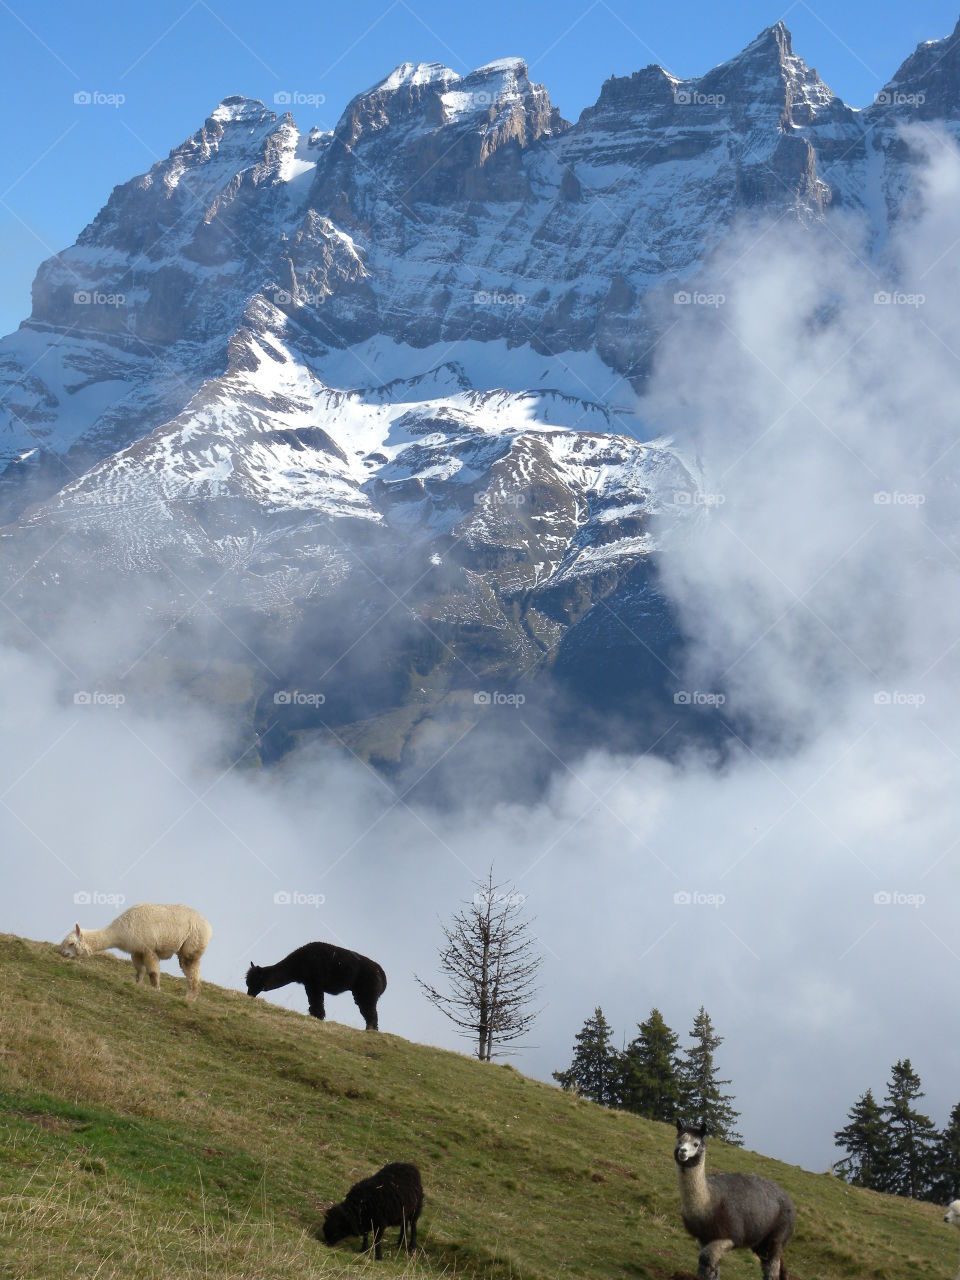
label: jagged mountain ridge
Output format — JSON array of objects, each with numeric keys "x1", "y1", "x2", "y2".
[
  {"x1": 2, "y1": 17, "x2": 959, "y2": 771},
  {"x1": 5, "y1": 19, "x2": 960, "y2": 507}
]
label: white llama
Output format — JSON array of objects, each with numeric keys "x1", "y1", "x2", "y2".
[{"x1": 60, "y1": 903, "x2": 212, "y2": 999}]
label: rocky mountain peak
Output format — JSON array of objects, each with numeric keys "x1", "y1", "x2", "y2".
[
  {"x1": 869, "y1": 15, "x2": 960, "y2": 118},
  {"x1": 334, "y1": 55, "x2": 563, "y2": 149},
  {"x1": 74, "y1": 93, "x2": 286, "y2": 251},
  {"x1": 695, "y1": 21, "x2": 837, "y2": 121},
  {"x1": 320, "y1": 56, "x2": 564, "y2": 206},
  {"x1": 580, "y1": 22, "x2": 838, "y2": 134},
  {"x1": 742, "y1": 20, "x2": 794, "y2": 62},
  {"x1": 209, "y1": 94, "x2": 275, "y2": 125},
  {"x1": 578, "y1": 63, "x2": 677, "y2": 121}
]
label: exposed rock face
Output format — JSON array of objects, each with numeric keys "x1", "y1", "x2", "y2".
[
  {"x1": 1, "y1": 19, "x2": 959, "y2": 767},
  {"x1": 2, "y1": 96, "x2": 312, "y2": 512},
  {"x1": 327, "y1": 59, "x2": 565, "y2": 205},
  {"x1": 870, "y1": 16, "x2": 960, "y2": 121},
  {"x1": 5, "y1": 21, "x2": 958, "y2": 511}
]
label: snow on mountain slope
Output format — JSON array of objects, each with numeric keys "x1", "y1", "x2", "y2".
[{"x1": 14, "y1": 300, "x2": 692, "y2": 608}]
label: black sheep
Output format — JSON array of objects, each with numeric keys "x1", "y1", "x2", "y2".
[
  {"x1": 245, "y1": 941, "x2": 386, "y2": 1029},
  {"x1": 322, "y1": 1162, "x2": 423, "y2": 1259}
]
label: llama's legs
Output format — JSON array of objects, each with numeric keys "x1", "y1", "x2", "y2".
[
  {"x1": 143, "y1": 951, "x2": 161, "y2": 990},
  {"x1": 761, "y1": 1259, "x2": 781, "y2": 1280},
  {"x1": 131, "y1": 952, "x2": 146, "y2": 984},
  {"x1": 354, "y1": 987, "x2": 379, "y2": 1030},
  {"x1": 698, "y1": 1239, "x2": 735, "y2": 1280},
  {"x1": 399, "y1": 1210, "x2": 418, "y2": 1253},
  {"x1": 360, "y1": 1232, "x2": 369, "y2": 1252},
  {"x1": 373, "y1": 1225, "x2": 384, "y2": 1261},
  {"x1": 303, "y1": 980, "x2": 326, "y2": 1019},
  {"x1": 178, "y1": 951, "x2": 201, "y2": 1000}
]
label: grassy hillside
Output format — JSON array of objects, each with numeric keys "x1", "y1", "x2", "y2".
[{"x1": 0, "y1": 934, "x2": 954, "y2": 1280}]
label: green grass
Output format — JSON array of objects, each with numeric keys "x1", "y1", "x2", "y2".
[{"x1": 0, "y1": 932, "x2": 954, "y2": 1279}]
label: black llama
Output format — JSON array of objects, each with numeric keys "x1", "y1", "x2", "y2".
[
  {"x1": 246, "y1": 941, "x2": 387, "y2": 1029},
  {"x1": 322, "y1": 1162, "x2": 423, "y2": 1259}
]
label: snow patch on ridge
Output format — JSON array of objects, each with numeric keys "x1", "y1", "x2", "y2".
[{"x1": 373, "y1": 62, "x2": 458, "y2": 94}]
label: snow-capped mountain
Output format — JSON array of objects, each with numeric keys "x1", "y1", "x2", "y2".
[
  {"x1": 2, "y1": 18, "x2": 959, "y2": 768},
  {"x1": 18, "y1": 299, "x2": 691, "y2": 594}
]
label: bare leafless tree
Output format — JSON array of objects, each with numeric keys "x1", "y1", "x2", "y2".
[{"x1": 416, "y1": 866, "x2": 542, "y2": 1060}]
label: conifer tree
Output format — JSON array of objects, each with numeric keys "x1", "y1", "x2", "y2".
[
  {"x1": 618, "y1": 1008, "x2": 683, "y2": 1121},
  {"x1": 553, "y1": 1007, "x2": 619, "y2": 1106},
  {"x1": 930, "y1": 1101, "x2": 960, "y2": 1202},
  {"x1": 833, "y1": 1088, "x2": 892, "y2": 1191},
  {"x1": 679, "y1": 1006, "x2": 743, "y2": 1145},
  {"x1": 882, "y1": 1059, "x2": 938, "y2": 1200}
]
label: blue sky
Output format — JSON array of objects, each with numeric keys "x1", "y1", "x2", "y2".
[{"x1": 1, "y1": 0, "x2": 958, "y2": 334}]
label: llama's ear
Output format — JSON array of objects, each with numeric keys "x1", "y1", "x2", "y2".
[
  {"x1": 75, "y1": 923, "x2": 81, "y2": 938},
  {"x1": 697, "y1": 1122, "x2": 708, "y2": 1137},
  {"x1": 675, "y1": 1119, "x2": 684, "y2": 1134}
]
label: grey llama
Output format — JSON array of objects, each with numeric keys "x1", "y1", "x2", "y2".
[{"x1": 675, "y1": 1120, "x2": 796, "y2": 1280}]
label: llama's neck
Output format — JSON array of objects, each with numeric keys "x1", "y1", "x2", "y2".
[
  {"x1": 253, "y1": 961, "x2": 294, "y2": 992},
  {"x1": 678, "y1": 1157, "x2": 713, "y2": 1221},
  {"x1": 80, "y1": 926, "x2": 120, "y2": 954}
]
